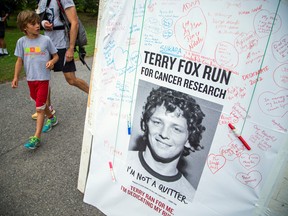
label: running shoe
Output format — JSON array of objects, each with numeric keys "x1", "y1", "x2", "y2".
[
  {"x1": 24, "y1": 136, "x2": 41, "y2": 149},
  {"x1": 42, "y1": 115, "x2": 58, "y2": 133}
]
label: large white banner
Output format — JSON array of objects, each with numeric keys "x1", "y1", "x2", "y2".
[{"x1": 83, "y1": 0, "x2": 288, "y2": 215}]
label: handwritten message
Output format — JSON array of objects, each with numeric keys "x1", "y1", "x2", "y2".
[
  {"x1": 239, "y1": 153, "x2": 260, "y2": 170},
  {"x1": 215, "y1": 42, "x2": 239, "y2": 68},
  {"x1": 236, "y1": 170, "x2": 262, "y2": 188},
  {"x1": 207, "y1": 154, "x2": 226, "y2": 174},
  {"x1": 175, "y1": 7, "x2": 207, "y2": 53},
  {"x1": 273, "y1": 64, "x2": 288, "y2": 90},
  {"x1": 272, "y1": 35, "x2": 288, "y2": 62},
  {"x1": 258, "y1": 90, "x2": 288, "y2": 117},
  {"x1": 254, "y1": 10, "x2": 281, "y2": 38},
  {"x1": 248, "y1": 125, "x2": 277, "y2": 151}
]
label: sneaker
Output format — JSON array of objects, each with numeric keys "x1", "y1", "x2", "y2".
[
  {"x1": 31, "y1": 112, "x2": 38, "y2": 120},
  {"x1": 24, "y1": 136, "x2": 41, "y2": 149},
  {"x1": 42, "y1": 115, "x2": 58, "y2": 133},
  {"x1": 32, "y1": 106, "x2": 56, "y2": 120}
]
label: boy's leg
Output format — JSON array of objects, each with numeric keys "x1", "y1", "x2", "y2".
[
  {"x1": 32, "y1": 87, "x2": 55, "y2": 119},
  {"x1": 25, "y1": 81, "x2": 48, "y2": 149},
  {"x1": 47, "y1": 87, "x2": 51, "y2": 107},
  {"x1": 34, "y1": 109, "x2": 46, "y2": 139},
  {"x1": 42, "y1": 104, "x2": 58, "y2": 133},
  {"x1": 32, "y1": 80, "x2": 56, "y2": 134},
  {"x1": 46, "y1": 88, "x2": 55, "y2": 114},
  {"x1": 24, "y1": 108, "x2": 45, "y2": 150},
  {"x1": 44, "y1": 104, "x2": 53, "y2": 117}
]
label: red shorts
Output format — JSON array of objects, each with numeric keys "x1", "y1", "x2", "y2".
[{"x1": 27, "y1": 81, "x2": 49, "y2": 110}]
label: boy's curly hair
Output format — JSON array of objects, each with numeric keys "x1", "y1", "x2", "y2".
[{"x1": 141, "y1": 86, "x2": 206, "y2": 156}]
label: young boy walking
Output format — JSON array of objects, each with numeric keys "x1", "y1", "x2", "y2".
[{"x1": 11, "y1": 10, "x2": 59, "y2": 149}]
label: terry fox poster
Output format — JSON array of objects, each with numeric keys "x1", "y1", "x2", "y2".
[{"x1": 83, "y1": 0, "x2": 288, "y2": 215}]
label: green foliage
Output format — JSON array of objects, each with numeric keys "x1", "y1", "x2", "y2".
[
  {"x1": 75, "y1": 0, "x2": 99, "y2": 14},
  {"x1": 0, "y1": 11, "x2": 97, "y2": 83},
  {"x1": 1, "y1": 0, "x2": 99, "y2": 14},
  {"x1": 1, "y1": 0, "x2": 36, "y2": 13}
]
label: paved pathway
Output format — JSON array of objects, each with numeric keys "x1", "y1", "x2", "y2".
[{"x1": 0, "y1": 58, "x2": 105, "y2": 216}]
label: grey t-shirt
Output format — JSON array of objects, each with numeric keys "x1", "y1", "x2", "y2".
[
  {"x1": 14, "y1": 35, "x2": 58, "y2": 81},
  {"x1": 38, "y1": 0, "x2": 75, "y2": 49}
]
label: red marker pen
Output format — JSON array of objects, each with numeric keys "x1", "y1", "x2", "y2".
[
  {"x1": 228, "y1": 123, "x2": 251, "y2": 150},
  {"x1": 109, "y1": 161, "x2": 116, "y2": 182}
]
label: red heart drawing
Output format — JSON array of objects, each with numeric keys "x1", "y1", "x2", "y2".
[
  {"x1": 215, "y1": 41, "x2": 239, "y2": 68},
  {"x1": 272, "y1": 35, "x2": 288, "y2": 63},
  {"x1": 258, "y1": 90, "x2": 288, "y2": 117},
  {"x1": 239, "y1": 153, "x2": 260, "y2": 170},
  {"x1": 207, "y1": 154, "x2": 226, "y2": 174},
  {"x1": 273, "y1": 64, "x2": 288, "y2": 90},
  {"x1": 254, "y1": 10, "x2": 281, "y2": 38},
  {"x1": 236, "y1": 170, "x2": 262, "y2": 188},
  {"x1": 174, "y1": 7, "x2": 207, "y2": 53}
]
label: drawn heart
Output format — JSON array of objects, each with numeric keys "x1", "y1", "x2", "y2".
[
  {"x1": 163, "y1": 29, "x2": 173, "y2": 39},
  {"x1": 113, "y1": 47, "x2": 128, "y2": 70},
  {"x1": 272, "y1": 35, "x2": 288, "y2": 63},
  {"x1": 236, "y1": 170, "x2": 262, "y2": 188},
  {"x1": 207, "y1": 154, "x2": 226, "y2": 174},
  {"x1": 258, "y1": 90, "x2": 288, "y2": 117},
  {"x1": 273, "y1": 64, "x2": 288, "y2": 90},
  {"x1": 254, "y1": 10, "x2": 281, "y2": 38},
  {"x1": 162, "y1": 18, "x2": 173, "y2": 29},
  {"x1": 239, "y1": 153, "x2": 260, "y2": 170},
  {"x1": 174, "y1": 7, "x2": 207, "y2": 53},
  {"x1": 215, "y1": 41, "x2": 239, "y2": 68}
]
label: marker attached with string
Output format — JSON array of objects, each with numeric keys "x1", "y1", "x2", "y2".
[
  {"x1": 228, "y1": 123, "x2": 251, "y2": 150},
  {"x1": 127, "y1": 115, "x2": 131, "y2": 135},
  {"x1": 109, "y1": 161, "x2": 116, "y2": 182}
]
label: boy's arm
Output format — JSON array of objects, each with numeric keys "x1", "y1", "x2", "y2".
[
  {"x1": 46, "y1": 53, "x2": 59, "y2": 70},
  {"x1": 11, "y1": 57, "x2": 23, "y2": 88}
]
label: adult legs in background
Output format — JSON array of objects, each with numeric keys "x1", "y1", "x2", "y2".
[{"x1": 63, "y1": 71, "x2": 89, "y2": 93}]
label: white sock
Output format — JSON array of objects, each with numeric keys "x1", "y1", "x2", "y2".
[
  {"x1": 0, "y1": 48, "x2": 3, "y2": 54},
  {"x1": 3, "y1": 48, "x2": 8, "y2": 54}
]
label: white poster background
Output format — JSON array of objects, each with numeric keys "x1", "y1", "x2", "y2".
[{"x1": 83, "y1": 0, "x2": 288, "y2": 215}]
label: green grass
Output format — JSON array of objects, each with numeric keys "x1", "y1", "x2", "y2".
[{"x1": 0, "y1": 12, "x2": 97, "y2": 84}]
